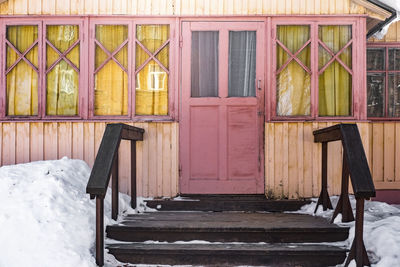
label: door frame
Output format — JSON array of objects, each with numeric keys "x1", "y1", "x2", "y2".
[{"x1": 178, "y1": 19, "x2": 267, "y2": 194}]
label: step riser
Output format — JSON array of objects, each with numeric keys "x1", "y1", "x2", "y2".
[
  {"x1": 145, "y1": 200, "x2": 310, "y2": 212},
  {"x1": 107, "y1": 229, "x2": 349, "y2": 243},
  {"x1": 109, "y1": 250, "x2": 347, "y2": 267}
]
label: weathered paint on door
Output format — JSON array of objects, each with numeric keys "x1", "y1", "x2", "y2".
[{"x1": 180, "y1": 21, "x2": 265, "y2": 194}]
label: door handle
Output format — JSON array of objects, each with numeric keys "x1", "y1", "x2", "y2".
[{"x1": 257, "y1": 80, "x2": 262, "y2": 90}]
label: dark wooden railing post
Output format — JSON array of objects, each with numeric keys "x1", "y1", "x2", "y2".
[
  {"x1": 331, "y1": 151, "x2": 354, "y2": 223},
  {"x1": 131, "y1": 140, "x2": 137, "y2": 209},
  {"x1": 313, "y1": 124, "x2": 375, "y2": 267},
  {"x1": 344, "y1": 197, "x2": 370, "y2": 267},
  {"x1": 96, "y1": 196, "x2": 104, "y2": 266},
  {"x1": 86, "y1": 123, "x2": 144, "y2": 267},
  {"x1": 314, "y1": 142, "x2": 333, "y2": 213},
  {"x1": 111, "y1": 153, "x2": 119, "y2": 220}
]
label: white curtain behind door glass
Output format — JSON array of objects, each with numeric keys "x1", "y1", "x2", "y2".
[
  {"x1": 191, "y1": 31, "x2": 219, "y2": 97},
  {"x1": 228, "y1": 31, "x2": 256, "y2": 97}
]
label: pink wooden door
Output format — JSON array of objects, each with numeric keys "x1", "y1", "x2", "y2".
[{"x1": 180, "y1": 21, "x2": 265, "y2": 194}]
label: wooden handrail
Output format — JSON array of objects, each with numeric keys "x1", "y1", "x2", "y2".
[
  {"x1": 86, "y1": 123, "x2": 144, "y2": 266},
  {"x1": 313, "y1": 123, "x2": 375, "y2": 267}
]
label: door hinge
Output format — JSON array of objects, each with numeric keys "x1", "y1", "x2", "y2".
[
  {"x1": 179, "y1": 164, "x2": 182, "y2": 177},
  {"x1": 258, "y1": 155, "x2": 261, "y2": 172},
  {"x1": 179, "y1": 36, "x2": 183, "y2": 48}
]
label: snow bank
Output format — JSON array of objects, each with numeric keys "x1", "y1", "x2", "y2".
[
  {"x1": 296, "y1": 196, "x2": 400, "y2": 267},
  {"x1": 0, "y1": 158, "x2": 134, "y2": 267}
]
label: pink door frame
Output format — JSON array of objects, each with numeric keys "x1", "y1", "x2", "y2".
[{"x1": 180, "y1": 20, "x2": 266, "y2": 194}]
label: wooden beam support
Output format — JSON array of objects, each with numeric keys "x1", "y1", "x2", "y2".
[
  {"x1": 344, "y1": 198, "x2": 370, "y2": 267},
  {"x1": 131, "y1": 141, "x2": 137, "y2": 209},
  {"x1": 96, "y1": 196, "x2": 104, "y2": 266},
  {"x1": 314, "y1": 142, "x2": 333, "y2": 213},
  {"x1": 111, "y1": 153, "x2": 119, "y2": 220},
  {"x1": 331, "y1": 152, "x2": 354, "y2": 223}
]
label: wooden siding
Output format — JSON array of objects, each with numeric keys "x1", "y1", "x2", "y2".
[
  {"x1": 1, "y1": 121, "x2": 400, "y2": 198},
  {"x1": 0, "y1": 122, "x2": 179, "y2": 198},
  {"x1": 0, "y1": 0, "x2": 366, "y2": 15},
  {"x1": 369, "y1": 20, "x2": 400, "y2": 42},
  {"x1": 265, "y1": 122, "x2": 400, "y2": 199}
]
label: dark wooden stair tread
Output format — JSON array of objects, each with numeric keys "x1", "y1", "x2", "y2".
[
  {"x1": 145, "y1": 195, "x2": 310, "y2": 212},
  {"x1": 107, "y1": 242, "x2": 348, "y2": 267},
  {"x1": 107, "y1": 212, "x2": 349, "y2": 243}
]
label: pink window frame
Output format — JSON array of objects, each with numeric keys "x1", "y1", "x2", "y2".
[
  {"x1": 88, "y1": 19, "x2": 133, "y2": 120},
  {"x1": 42, "y1": 18, "x2": 87, "y2": 120},
  {"x1": 88, "y1": 18, "x2": 176, "y2": 121},
  {"x1": 0, "y1": 17, "x2": 88, "y2": 121},
  {"x1": 270, "y1": 16, "x2": 366, "y2": 121},
  {"x1": 366, "y1": 42, "x2": 400, "y2": 121},
  {"x1": 0, "y1": 19, "x2": 43, "y2": 120}
]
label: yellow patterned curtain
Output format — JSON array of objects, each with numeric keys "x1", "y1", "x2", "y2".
[
  {"x1": 6, "y1": 25, "x2": 38, "y2": 116},
  {"x1": 94, "y1": 25, "x2": 128, "y2": 116},
  {"x1": 135, "y1": 25, "x2": 169, "y2": 115},
  {"x1": 318, "y1": 25, "x2": 352, "y2": 116},
  {"x1": 276, "y1": 25, "x2": 311, "y2": 116},
  {"x1": 46, "y1": 25, "x2": 79, "y2": 116}
]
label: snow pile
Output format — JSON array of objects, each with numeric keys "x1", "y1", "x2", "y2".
[
  {"x1": 0, "y1": 158, "x2": 134, "y2": 267},
  {"x1": 296, "y1": 196, "x2": 400, "y2": 267}
]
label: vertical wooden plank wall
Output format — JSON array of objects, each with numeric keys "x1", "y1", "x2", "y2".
[
  {"x1": 0, "y1": 122, "x2": 179, "y2": 198},
  {"x1": 265, "y1": 122, "x2": 400, "y2": 199},
  {"x1": 0, "y1": 0, "x2": 365, "y2": 15}
]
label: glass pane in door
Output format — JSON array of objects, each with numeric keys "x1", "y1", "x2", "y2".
[
  {"x1": 191, "y1": 31, "x2": 219, "y2": 97},
  {"x1": 228, "y1": 31, "x2": 256, "y2": 97}
]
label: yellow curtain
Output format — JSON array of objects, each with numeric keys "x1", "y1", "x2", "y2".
[
  {"x1": 94, "y1": 25, "x2": 128, "y2": 116},
  {"x1": 318, "y1": 25, "x2": 352, "y2": 116},
  {"x1": 6, "y1": 25, "x2": 38, "y2": 116},
  {"x1": 135, "y1": 25, "x2": 169, "y2": 115},
  {"x1": 276, "y1": 25, "x2": 311, "y2": 116},
  {"x1": 46, "y1": 25, "x2": 79, "y2": 116}
]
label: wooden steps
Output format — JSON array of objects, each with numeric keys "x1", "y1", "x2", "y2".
[
  {"x1": 106, "y1": 196, "x2": 349, "y2": 266},
  {"x1": 107, "y1": 212, "x2": 349, "y2": 243},
  {"x1": 145, "y1": 195, "x2": 310, "y2": 212},
  {"x1": 107, "y1": 242, "x2": 347, "y2": 267}
]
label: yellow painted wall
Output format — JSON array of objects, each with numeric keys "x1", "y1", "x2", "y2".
[
  {"x1": 265, "y1": 122, "x2": 400, "y2": 199},
  {"x1": 0, "y1": 0, "x2": 366, "y2": 15},
  {"x1": 0, "y1": 122, "x2": 179, "y2": 197}
]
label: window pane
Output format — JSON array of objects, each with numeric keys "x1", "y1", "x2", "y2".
[
  {"x1": 135, "y1": 25, "x2": 169, "y2": 115},
  {"x1": 95, "y1": 61, "x2": 128, "y2": 115},
  {"x1": 277, "y1": 25, "x2": 310, "y2": 54},
  {"x1": 367, "y1": 73, "x2": 385, "y2": 117},
  {"x1": 191, "y1": 31, "x2": 219, "y2": 97},
  {"x1": 94, "y1": 25, "x2": 128, "y2": 116},
  {"x1": 277, "y1": 61, "x2": 310, "y2": 116},
  {"x1": 276, "y1": 25, "x2": 311, "y2": 116},
  {"x1": 388, "y1": 48, "x2": 400, "y2": 70},
  {"x1": 6, "y1": 25, "x2": 38, "y2": 116},
  {"x1": 46, "y1": 61, "x2": 79, "y2": 116},
  {"x1": 318, "y1": 25, "x2": 352, "y2": 116},
  {"x1": 136, "y1": 60, "x2": 168, "y2": 115},
  {"x1": 367, "y1": 48, "x2": 385, "y2": 71},
  {"x1": 318, "y1": 25, "x2": 352, "y2": 54},
  {"x1": 319, "y1": 62, "x2": 352, "y2": 116},
  {"x1": 228, "y1": 31, "x2": 256, "y2": 97},
  {"x1": 388, "y1": 73, "x2": 400, "y2": 117},
  {"x1": 46, "y1": 25, "x2": 79, "y2": 116}
]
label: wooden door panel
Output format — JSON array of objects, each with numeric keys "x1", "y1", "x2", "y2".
[
  {"x1": 189, "y1": 106, "x2": 219, "y2": 180},
  {"x1": 227, "y1": 106, "x2": 258, "y2": 180}
]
